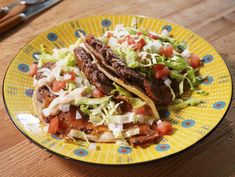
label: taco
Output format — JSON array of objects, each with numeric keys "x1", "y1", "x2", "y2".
[{"x1": 29, "y1": 22, "x2": 205, "y2": 147}]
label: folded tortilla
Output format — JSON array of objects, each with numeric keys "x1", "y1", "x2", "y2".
[{"x1": 78, "y1": 33, "x2": 159, "y2": 119}]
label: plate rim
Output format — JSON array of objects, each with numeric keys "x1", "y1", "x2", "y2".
[{"x1": 2, "y1": 15, "x2": 234, "y2": 165}]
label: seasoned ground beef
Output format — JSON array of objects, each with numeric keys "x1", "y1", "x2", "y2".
[{"x1": 74, "y1": 47, "x2": 114, "y2": 95}]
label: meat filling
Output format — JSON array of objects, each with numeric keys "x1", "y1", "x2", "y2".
[{"x1": 74, "y1": 47, "x2": 114, "y2": 95}]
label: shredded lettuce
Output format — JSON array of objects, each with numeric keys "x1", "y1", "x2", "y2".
[
  {"x1": 169, "y1": 98, "x2": 203, "y2": 110},
  {"x1": 126, "y1": 50, "x2": 139, "y2": 68},
  {"x1": 195, "y1": 90, "x2": 209, "y2": 96},
  {"x1": 64, "y1": 53, "x2": 76, "y2": 67},
  {"x1": 114, "y1": 48, "x2": 141, "y2": 69},
  {"x1": 159, "y1": 34, "x2": 174, "y2": 43},
  {"x1": 89, "y1": 100, "x2": 121, "y2": 126},
  {"x1": 195, "y1": 76, "x2": 207, "y2": 84},
  {"x1": 185, "y1": 77, "x2": 195, "y2": 90},
  {"x1": 107, "y1": 112, "x2": 136, "y2": 124},
  {"x1": 113, "y1": 47, "x2": 126, "y2": 59},
  {"x1": 111, "y1": 82, "x2": 131, "y2": 97},
  {"x1": 177, "y1": 41, "x2": 188, "y2": 52},
  {"x1": 57, "y1": 50, "x2": 70, "y2": 59},
  {"x1": 169, "y1": 70, "x2": 185, "y2": 80},
  {"x1": 186, "y1": 68, "x2": 198, "y2": 87},
  {"x1": 166, "y1": 84, "x2": 176, "y2": 100},
  {"x1": 128, "y1": 98, "x2": 146, "y2": 108},
  {"x1": 74, "y1": 96, "x2": 111, "y2": 106},
  {"x1": 88, "y1": 102, "x2": 108, "y2": 125},
  {"x1": 67, "y1": 82, "x2": 76, "y2": 92},
  {"x1": 38, "y1": 46, "x2": 76, "y2": 68},
  {"x1": 107, "y1": 112, "x2": 155, "y2": 125},
  {"x1": 125, "y1": 27, "x2": 136, "y2": 35},
  {"x1": 111, "y1": 83, "x2": 146, "y2": 108},
  {"x1": 38, "y1": 54, "x2": 58, "y2": 68},
  {"x1": 80, "y1": 104, "x2": 91, "y2": 115},
  {"x1": 139, "y1": 29, "x2": 149, "y2": 35},
  {"x1": 165, "y1": 60, "x2": 187, "y2": 71},
  {"x1": 179, "y1": 79, "x2": 184, "y2": 95},
  {"x1": 171, "y1": 55, "x2": 188, "y2": 65},
  {"x1": 40, "y1": 44, "x2": 48, "y2": 54}
]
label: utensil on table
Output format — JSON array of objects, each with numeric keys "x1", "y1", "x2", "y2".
[
  {"x1": 0, "y1": 0, "x2": 44, "y2": 19},
  {"x1": 0, "y1": 0, "x2": 61, "y2": 36}
]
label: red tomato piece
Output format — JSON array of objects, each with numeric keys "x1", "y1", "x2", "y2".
[
  {"x1": 155, "y1": 67, "x2": 170, "y2": 80},
  {"x1": 148, "y1": 33, "x2": 158, "y2": 40},
  {"x1": 189, "y1": 54, "x2": 201, "y2": 68},
  {"x1": 117, "y1": 38, "x2": 126, "y2": 44},
  {"x1": 134, "y1": 38, "x2": 146, "y2": 51},
  {"x1": 164, "y1": 45, "x2": 173, "y2": 57},
  {"x1": 52, "y1": 81, "x2": 66, "y2": 92},
  {"x1": 69, "y1": 71, "x2": 76, "y2": 81},
  {"x1": 92, "y1": 88, "x2": 105, "y2": 98},
  {"x1": 134, "y1": 106, "x2": 146, "y2": 115},
  {"x1": 138, "y1": 38, "x2": 146, "y2": 47},
  {"x1": 48, "y1": 117, "x2": 59, "y2": 134},
  {"x1": 152, "y1": 64, "x2": 170, "y2": 80},
  {"x1": 159, "y1": 46, "x2": 165, "y2": 56},
  {"x1": 152, "y1": 64, "x2": 165, "y2": 72},
  {"x1": 136, "y1": 31, "x2": 142, "y2": 35},
  {"x1": 127, "y1": 36, "x2": 135, "y2": 45},
  {"x1": 29, "y1": 63, "x2": 38, "y2": 77},
  {"x1": 156, "y1": 121, "x2": 173, "y2": 135},
  {"x1": 133, "y1": 43, "x2": 142, "y2": 51}
]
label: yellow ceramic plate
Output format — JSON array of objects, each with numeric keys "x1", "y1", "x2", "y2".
[{"x1": 3, "y1": 15, "x2": 232, "y2": 165}]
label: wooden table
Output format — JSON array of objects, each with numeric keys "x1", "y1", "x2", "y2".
[{"x1": 0, "y1": 0, "x2": 235, "y2": 176}]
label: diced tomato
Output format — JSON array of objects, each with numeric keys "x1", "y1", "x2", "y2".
[
  {"x1": 48, "y1": 117, "x2": 59, "y2": 134},
  {"x1": 156, "y1": 121, "x2": 173, "y2": 135},
  {"x1": 159, "y1": 46, "x2": 165, "y2": 56},
  {"x1": 152, "y1": 64, "x2": 170, "y2": 80},
  {"x1": 134, "y1": 106, "x2": 146, "y2": 115},
  {"x1": 134, "y1": 106, "x2": 153, "y2": 116},
  {"x1": 137, "y1": 31, "x2": 142, "y2": 35},
  {"x1": 92, "y1": 88, "x2": 105, "y2": 98},
  {"x1": 52, "y1": 80, "x2": 66, "y2": 92},
  {"x1": 29, "y1": 63, "x2": 38, "y2": 77},
  {"x1": 155, "y1": 67, "x2": 169, "y2": 80},
  {"x1": 134, "y1": 38, "x2": 146, "y2": 51},
  {"x1": 152, "y1": 64, "x2": 165, "y2": 72},
  {"x1": 117, "y1": 38, "x2": 126, "y2": 44},
  {"x1": 133, "y1": 43, "x2": 142, "y2": 51},
  {"x1": 107, "y1": 32, "x2": 113, "y2": 38},
  {"x1": 164, "y1": 45, "x2": 173, "y2": 57},
  {"x1": 159, "y1": 45, "x2": 173, "y2": 57},
  {"x1": 148, "y1": 33, "x2": 158, "y2": 40},
  {"x1": 189, "y1": 54, "x2": 201, "y2": 68},
  {"x1": 127, "y1": 36, "x2": 135, "y2": 45},
  {"x1": 138, "y1": 38, "x2": 146, "y2": 47},
  {"x1": 69, "y1": 71, "x2": 76, "y2": 81}
]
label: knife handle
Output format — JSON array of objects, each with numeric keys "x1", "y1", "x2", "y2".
[
  {"x1": 0, "y1": 13, "x2": 26, "y2": 36},
  {"x1": 0, "y1": 4, "x2": 27, "y2": 23},
  {"x1": 0, "y1": 7, "x2": 9, "y2": 19}
]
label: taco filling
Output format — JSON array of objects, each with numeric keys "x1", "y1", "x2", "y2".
[{"x1": 30, "y1": 22, "x2": 206, "y2": 147}]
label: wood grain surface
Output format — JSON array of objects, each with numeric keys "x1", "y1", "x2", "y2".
[{"x1": 0, "y1": 0, "x2": 235, "y2": 176}]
